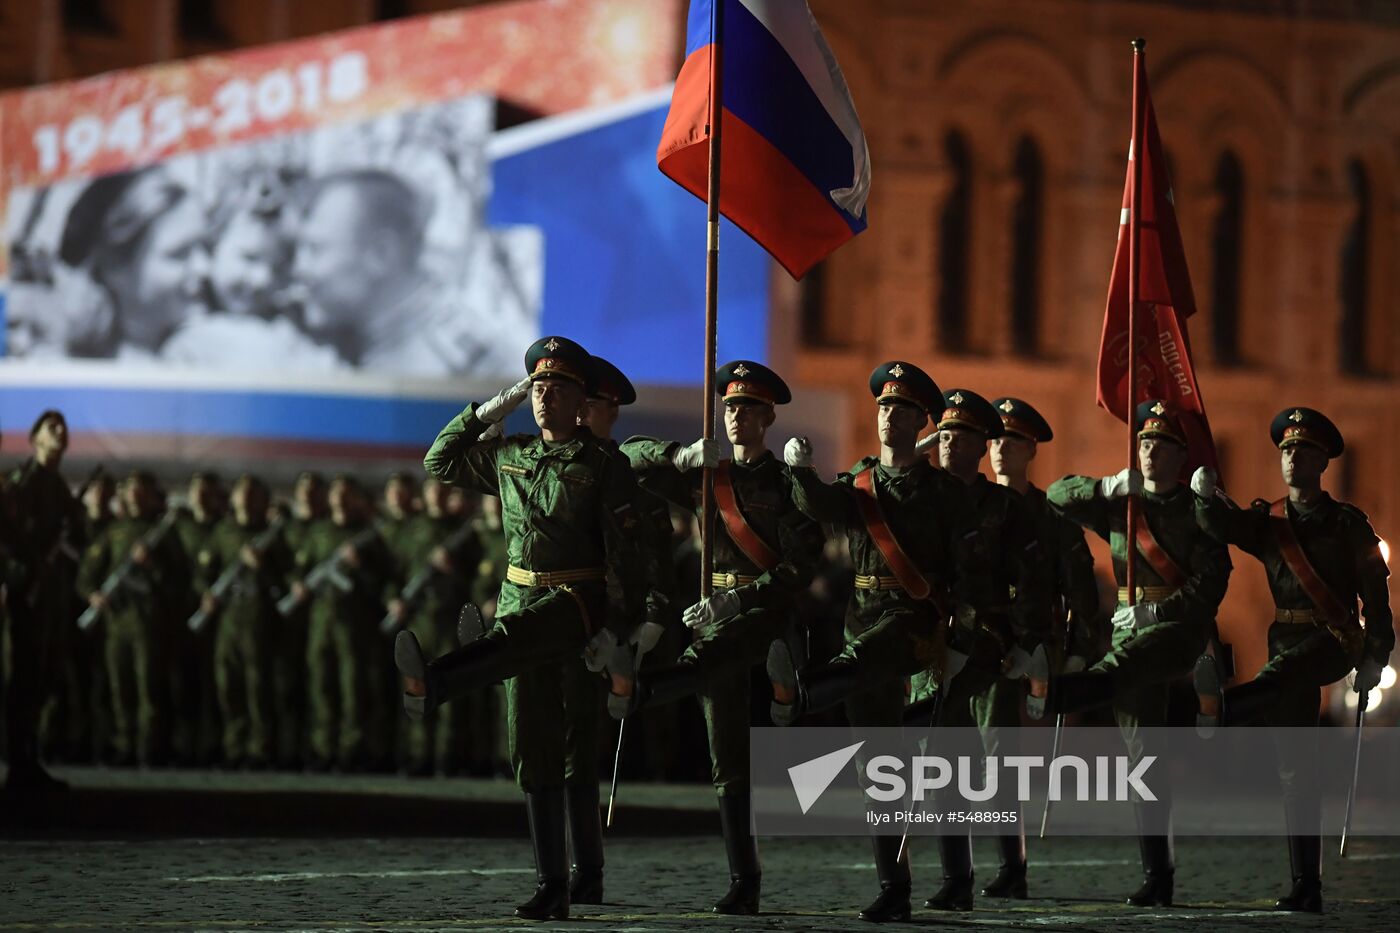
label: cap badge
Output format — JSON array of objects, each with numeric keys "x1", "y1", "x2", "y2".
[
  {"x1": 999, "y1": 400, "x2": 1015, "y2": 413},
  {"x1": 950, "y1": 391, "x2": 965, "y2": 405},
  {"x1": 1150, "y1": 401, "x2": 1166, "y2": 415},
  {"x1": 889, "y1": 364, "x2": 905, "y2": 378},
  {"x1": 544, "y1": 337, "x2": 561, "y2": 352},
  {"x1": 733, "y1": 363, "x2": 751, "y2": 377},
  {"x1": 1290, "y1": 410, "x2": 1305, "y2": 423}
]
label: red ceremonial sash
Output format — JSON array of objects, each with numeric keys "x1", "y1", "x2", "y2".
[
  {"x1": 712, "y1": 461, "x2": 781, "y2": 572},
  {"x1": 1133, "y1": 514, "x2": 1188, "y2": 587},
  {"x1": 852, "y1": 466, "x2": 931, "y2": 601},
  {"x1": 1268, "y1": 499, "x2": 1355, "y2": 627}
]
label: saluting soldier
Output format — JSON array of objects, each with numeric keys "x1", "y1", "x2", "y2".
[
  {"x1": 196, "y1": 474, "x2": 293, "y2": 769},
  {"x1": 989, "y1": 399, "x2": 1106, "y2": 710},
  {"x1": 613, "y1": 360, "x2": 823, "y2": 915},
  {"x1": 79, "y1": 472, "x2": 186, "y2": 767},
  {"x1": 1031, "y1": 400, "x2": 1231, "y2": 907},
  {"x1": 292, "y1": 474, "x2": 394, "y2": 772},
  {"x1": 396, "y1": 336, "x2": 658, "y2": 921},
  {"x1": 769, "y1": 361, "x2": 961, "y2": 924},
  {"x1": 4, "y1": 411, "x2": 84, "y2": 791},
  {"x1": 1191, "y1": 407, "x2": 1392, "y2": 914},
  {"x1": 905, "y1": 389, "x2": 1048, "y2": 911},
  {"x1": 172, "y1": 471, "x2": 226, "y2": 765}
]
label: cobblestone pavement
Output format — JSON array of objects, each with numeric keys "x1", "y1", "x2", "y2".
[{"x1": 1, "y1": 769, "x2": 1397, "y2": 931}]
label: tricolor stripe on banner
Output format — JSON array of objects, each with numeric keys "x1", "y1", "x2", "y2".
[{"x1": 658, "y1": 0, "x2": 870, "y2": 279}]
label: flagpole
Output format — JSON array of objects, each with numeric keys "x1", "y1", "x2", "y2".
[
  {"x1": 1125, "y1": 37, "x2": 1145, "y2": 607},
  {"x1": 699, "y1": 0, "x2": 725, "y2": 600}
]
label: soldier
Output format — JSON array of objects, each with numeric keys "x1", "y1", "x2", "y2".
[
  {"x1": 988, "y1": 399, "x2": 1105, "y2": 712},
  {"x1": 77, "y1": 471, "x2": 118, "y2": 763},
  {"x1": 395, "y1": 335, "x2": 657, "y2": 921},
  {"x1": 4, "y1": 410, "x2": 84, "y2": 791},
  {"x1": 1190, "y1": 407, "x2": 1392, "y2": 913},
  {"x1": 172, "y1": 472, "x2": 226, "y2": 765},
  {"x1": 769, "y1": 361, "x2": 961, "y2": 923},
  {"x1": 275, "y1": 471, "x2": 327, "y2": 769},
  {"x1": 376, "y1": 472, "x2": 422, "y2": 764},
  {"x1": 466, "y1": 491, "x2": 510, "y2": 775},
  {"x1": 1030, "y1": 400, "x2": 1231, "y2": 907},
  {"x1": 79, "y1": 472, "x2": 185, "y2": 767},
  {"x1": 196, "y1": 475, "x2": 294, "y2": 769},
  {"x1": 386, "y1": 477, "x2": 479, "y2": 776},
  {"x1": 906, "y1": 389, "x2": 1048, "y2": 911},
  {"x1": 291, "y1": 474, "x2": 394, "y2": 771},
  {"x1": 613, "y1": 360, "x2": 821, "y2": 915}
]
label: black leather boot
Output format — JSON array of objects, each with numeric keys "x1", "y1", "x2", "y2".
[
  {"x1": 516, "y1": 788, "x2": 570, "y2": 920},
  {"x1": 1276, "y1": 834, "x2": 1322, "y2": 913},
  {"x1": 1126, "y1": 804, "x2": 1174, "y2": 908},
  {"x1": 981, "y1": 832, "x2": 1027, "y2": 898},
  {"x1": 713, "y1": 793, "x2": 761, "y2": 914},
  {"x1": 858, "y1": 835, "x2": 911, "y2": 923},
  {"x1": 924, "y1": 833, "x2": 974, "y2": 910},
  {"x1": 636, "y1": 661, "x2": 702, "y2": 711},
  {"x1": 566, "y1": 782, "x2": 604, "y2": 905},
  {"x1": 455, "y1": 602, "x2": 487, "y2": 647},
  {"x1": 768, "y1": 640, "x2": 863, "y2": 726},
  {"x1": 1049, "y1": 669, "x2": 1116, "y2": 715},
  {"x1": 1219, "y1": 678, "x2": 1279, "y2": 728},
  {"x1": 395, "y1": 631, "x2": 514, "y2": 720}
]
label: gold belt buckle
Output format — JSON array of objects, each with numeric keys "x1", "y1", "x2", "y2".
[{"x1": 724, "y1": 572, "x2": 738, "y2": 588}]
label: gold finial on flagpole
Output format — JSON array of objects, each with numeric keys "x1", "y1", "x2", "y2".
[{"x1": 1131, "y1": 37, "x2": 1146, "y2": 52}]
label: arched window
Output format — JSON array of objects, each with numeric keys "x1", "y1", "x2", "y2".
[
  {"x1": 937, "y1": 132, "x2": 972, "y2": 352},
  {"x1": 1009, "y1": 137, "x2": 1043, "y2": 355},
  {"x1": 1339, "y1": 160, "x2": 1369, "y2": 374},
  {"x1": 1210, "y1": 151, "x2": 1243, "y2": 366}
]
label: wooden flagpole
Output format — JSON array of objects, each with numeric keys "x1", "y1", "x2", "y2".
[
  {"x1": 1125, "y1": 37, "x2": 1145, "y2": 606},
  {"x1": 699, "y1": 0, "x2": 725, "y2": 600}
]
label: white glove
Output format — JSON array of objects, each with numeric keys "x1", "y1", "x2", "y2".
[
  {"x1": 476, "y1": 377, "x2": 533, "y2": 424},
  {"x1": 671, "y1": 437, "x2": 719, "y2": 472},
  {"x1": 629, "y1": 620, "x2": 665, "y2": 656},
  {"x1": 1111, "y1": 603, "x2": 1159, "y2": 631},
  {"x1": 582, "y1": 629, "x2": 619, "y2": 673},
  {"x1": 1062, "y1": 654, "x2": 1088, "y2": 674},
  {"x1": 1099, "y1": 468, "x2": 1144, "y2": 500},
  {"x1": 1001, "y1": 644, "x2": 1035, "y2": 679},
  {"x1": 682, "y1": 590, "x2": 742, "y2": 629},
  {"x1": 915, "y1": 433, "x2": 938, "y2": 455},
  {"x1": 1354, "y1": 657, "x2": 1383, "y2": 695},
  {"x1": 1190, "y1": 466, "x2": 1217, "y2": 499},
  {"x1": 477, "y1": 421, "x2": 504, "y2": 442},
  {"x1": 783, "y1": 436, "x2": 813, "y2": 469}
]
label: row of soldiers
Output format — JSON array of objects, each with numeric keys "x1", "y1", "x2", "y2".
[
  {"x1": 395, "y1": 335, "x2": 1391, "y2": 922},
  {"x1": 0, "y1": 419, "x2": 524, "y2": 783}
]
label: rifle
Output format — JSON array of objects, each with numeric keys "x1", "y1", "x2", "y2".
[
  {"x1": 379, "y1": 522, "x2": 476, "y2": 633},
  {"x1": 187, "y1": 518, "x2": 287, "y2": 633},
  {"x1": 76, "y1": 509, "x2": 180, "y2": 631},
  {"x1": 277, "y1": 526, "x2": 379, "y2": 618}
]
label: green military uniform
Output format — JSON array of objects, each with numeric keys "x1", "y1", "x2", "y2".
[
  {"x1": 773, "y1": 361, "x2": 960, "y2": 924},
  {"x1": 295, "y1": 515, "x2": 394, "y2": 770},
  {"x1": 1043, "y1": 400, "x2": 1231, "y2": 908},
  {"x1": 905, "y1": 390, "x2": 1049, "y2": 911},
  {"x1": 275, "y1": 506, "x2": 322, "y2": 768},
  {"x1": 469, "y1": 505, "x2": 510, "y2": 774},
  {"x1": 1194, "y1": 407, "x2": 1392, "y2": 913},
  {"x1": 5, "y1": 454, "x2": 83, "y2": 788},
  {"x1": 619, "y1": 360, "x2": 821, "y2": 915},
  {"x1": 386, "y1": 510, "x2": 479, "y2": 774},
  {"x1": 173, "y1": 502, "x2": 224, "y2": 764},
  {"x1": 197, "y1": 514, "x2": 294, "y2": 767},
  {"x1": 78, "y1": 507, "x2": 186, "y2": 766},
  {"x1": 402, "y1": 335, "x2": 656, "y2": 922}
]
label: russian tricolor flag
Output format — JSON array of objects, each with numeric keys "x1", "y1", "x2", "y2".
[{"x1": 658, "y1": 0, "x2": 870, "y2": 279}]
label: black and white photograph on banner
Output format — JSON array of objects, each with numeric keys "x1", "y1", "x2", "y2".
[{"x1": 4, "y1": 93, "x2": 542, "y2": 376}]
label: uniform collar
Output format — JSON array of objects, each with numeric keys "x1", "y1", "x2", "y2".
[
  {"x1": 731, "y1": 450, "x2": 777, "y2": 472},
  {"x1": 1289, "y1": 491, "x2": 1334, "y2": 517},
  {"x1": 524, "y1": 430, "x2": 589, "y2": 461}
]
